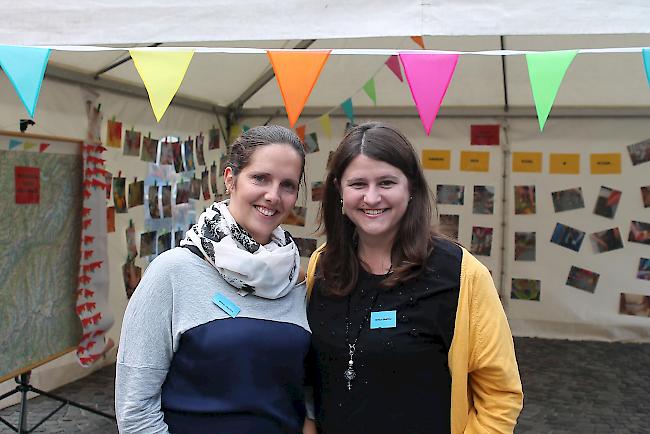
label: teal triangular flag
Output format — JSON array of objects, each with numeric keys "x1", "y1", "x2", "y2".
[
  {"x1": 242, "y1": 124, "x2": 250, "y2": 132},
  {"x1": 642, "y1": 48, "x2": 650, "y2": 88},
  {"x1": 341, "y1": 98, "x2": 354, "y2": 123},
  {"x1": 362, "y1": 79, "x2": 377, "y2": 105},
  {"x1": 0, "y1": 46, "x2": 50, "y2": 117},
  {"x1": 525, "y1": 50, "x2": 577, "y2": 131}
]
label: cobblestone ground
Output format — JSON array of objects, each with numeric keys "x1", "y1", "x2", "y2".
[{"x1": 1, "y1": 337, "x2": 649, "y2": 433}]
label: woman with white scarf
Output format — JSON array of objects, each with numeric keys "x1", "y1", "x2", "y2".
[{"x1": 115, "y1": 126, "x2": 312, "y2": 434}]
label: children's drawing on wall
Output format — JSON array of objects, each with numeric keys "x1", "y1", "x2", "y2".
[
  {"x1": 619, "y1": 292, "x2": 650, "y2": 317},
  {"x1": 438, "y1": 214, "x2": 459, "y2": 240},
  {"x1": 283, "y1": 206, "x2": 307, "y2": 227},
  {"x1": 628, "y1": 221, "x2": 650, "y2": 245},
  {"x1": 590, "y1": 227, "x2": 624, "y2": 253},
  {"x1": 473, "y1": 185, "x2": 494, "y2": 214},
  {"x1": 470, "y1": 226, "x2": 493, "y2": 256},
  {"x1": 201, "y1": 170, "x2": 211, "y2": 200},
  {"x1": 159, "y1": 140, "x2": 174, "y2": 165},
  {"x1": 107, "y1": 207, "x2": 115, "y2": 233},
  {"x1": 627, "y1": 138, "x2": 650, "y2": 166},
  {"x1": 436, "y1": 184, "x2": 464, "y2": 205},
  {"x1": 550, "y1": 223, "x2": 585, "y2": 252},
  {"x1": 106, "y1": 119, "x2": 122, "y2": 148},
  {"x1": 511, "y1": 278, "x2": 541, "y2": 301},
  {"x1": 593, "y1": 186, "x2": 621, "y2": 219},
  {"x1": 641, "y1": 186, "x2": 650, "y2": 208},
  {"x1": 176, "y1": 181, "x2": 190, "y2": 204},
  {"x1": 294, "y1": 237, "x2": 318, "y2": 257},
  {"x1": 122, "y1": 261, "x2": 142, "y2": 299},
  {"x1": 128, "y1": 179, "x2": 144, "y2": 208},
  {"x1": 126, "y1": 221, "x2": 138, "y2": 260},
  {"x1": 183, "y1": 138, "x2": 195, "y2": 171},
  {"x1": 514, "y1": 232, "x2": 536, "y2": 261},
  {"x1": 514, "y1": 185, "x2": 536, "y2": 215},
  {"x1": 551, "y1": 187, "x2": 584, "y2": 213},
  {"x1": 148, "y1": 185, "x2": 160, "y2": 219},
  {"x1": 140, "y1": 231, "x2": 157, "y2": 257},
  {"x1": 190, "y1": 177, "x2": 201, "y2": 200},
  {"x1": 162, "y1": 185, "x2": 172, "y2": 218},
  {"x1": 566, "y1": 266, "x2": 599, "y2": 293},
  {"x1": 311, "y1": 181, "x2": 324, "y2": 201},
  {"x1": 141, "y1": 136, "x2": 158, "y2": 163},
  {"x1": 208, "y1": 127, "x2": 220, "y2": 150},
  {"x1": 157, "y1": 232, "x2": 172, "y2": 254},
  {"x1": 196, "y1": 134, "x2": 206, "y2": 166},
  {"x1": 173, "y1": 142, "x2": 183, "y2": 173},
  {"x1": 637, "y1": 258, "x2": 650, "y2": 280},
  {"x1": 123, "y1": 129, "x2": 141, "y2": 157},
  {"x1": 113, "y1": 177, "x2": 127, "y2": 213}
]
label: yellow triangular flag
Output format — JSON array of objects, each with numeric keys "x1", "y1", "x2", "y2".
[
  {"x1": 320, "y1": 114, "x2": 332, "y2": 139},
  {"x1": 130, "y1": 49, "x2": 195, "y2": 122},
  {"x1": 23, "y1": 141, "x2": 37, "y2": 150}
]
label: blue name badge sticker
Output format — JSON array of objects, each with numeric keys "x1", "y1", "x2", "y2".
[
  {"x1": 212, "y1": 293, "x2": 241, "y2": 318},
  {"x1": 370, "y1": 310, "x2": 397, "y2": 329}
]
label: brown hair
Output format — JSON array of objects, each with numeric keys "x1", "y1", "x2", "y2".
[
  {"x1": 318, "y1": 122, "x2": 437, "y2": 296},
  {"x1": 227, "y1": 125, "x2": 306, "y2": 188}
]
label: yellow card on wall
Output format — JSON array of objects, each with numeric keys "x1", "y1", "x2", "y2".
[
  {"x1": 512, "y1": 152, "x2": 542, "y2": 172},
  {"x1": 422, "y1": 150, "x2": 451, "y2": 170},
  {"x1": 549, "y1": 153, "x2": 580, "y2": 174},
  {"x1": 460, "y1": 151, "x2": 489, "y2": 172},
  {"x1": 590, "y1": 153, "x2": 621, "y2": 174}
]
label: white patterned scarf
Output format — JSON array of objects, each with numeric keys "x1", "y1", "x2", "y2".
[{"x1": 181, "y1": 200, "x2": 300, "y2": 299}]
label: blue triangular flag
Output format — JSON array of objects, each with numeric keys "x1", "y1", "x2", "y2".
[
  {"x1": 9, "y1": 139, "x2": 22, "y2": 150},
  {"x1": 0, "y1": 46, "x2": 51, "y2": 117},
  {"x1": 341, "y1": 98, "x2": 354, "y2": 124},
  {"x1": 643, "y1": 48, "x2": 650, "y2": 88}
]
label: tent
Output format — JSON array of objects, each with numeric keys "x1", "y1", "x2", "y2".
[{"x1": 1, "y1": 0, "x2": 650, "y2": 407}]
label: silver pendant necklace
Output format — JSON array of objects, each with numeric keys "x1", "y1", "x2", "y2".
[{"x1": 343, "y1": 288, "x2": 381, "y2": 391}]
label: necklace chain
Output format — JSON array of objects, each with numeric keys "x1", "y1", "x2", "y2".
[{"x1": 343, "y1": 287, "x2": 381, "y2": 390}]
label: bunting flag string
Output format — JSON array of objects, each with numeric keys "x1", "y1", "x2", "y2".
[
  {"x1": 0, "y1": 45, "x2": 50, "y2": 117},
  {"x1": 525, "y1": 50, "x2": 578, "y2": 131},
  {"x1": 130, "y1": 49, "x2": 195, "y2": 122}
]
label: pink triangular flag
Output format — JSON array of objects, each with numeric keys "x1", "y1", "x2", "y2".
[
  {"x1": 399, "y1": 53, "x2": 459, "y2": 135},
  {"x1": 385, "y1": 56, "x2": 403, "y2": 82}
]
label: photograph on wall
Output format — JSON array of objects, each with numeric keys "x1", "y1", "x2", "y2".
[
  {"x1": 305, "y1": 132, "x2": 320, "y2": 154},
  {"x1": 593, "y1": 186, "x2": 622, "y2": 219},
  {"x1": 123, "y1": 129, "x2": 141, "y2": 157},
  {"x1": 294, "y1": 237, "x2": 318, "y2": 258},
  {"x1": 141, "y1": 136, "x2": 158, "y2": 163},
  {"x1": 113, "y1": 177, "x2": 127, "y2": 213},
  {"x1": 619, "y1": 292, "x2": 650, "y2": 317},
  {"x1": 201, "y1": 170, "x2": 211, "y2": 200},
  {"x1": 470, "y1": 226, "x2": 493, "y2": 256},
  {"x1": 128, "y1": 179, "x2": 144, "y2": 208},
  {"x1": 438, "y1": 214, "x2": 459, "y2": 240},
  {"x1": 282, "y1": 206, "x2": 307, "y2": 227},
  {"x1": 183, "y1": 138, "x2": 195, "y2": 172},
  {"x1": 176, "y1": 181, "x2": 190, "y2": 204},
  {"x1": 311, "y1": 181, "x2": 324, "y2": 201},
  {"x1": 628, "y1": 221, "x2": 650, "y2": 245},
  {"x1": 210, "y1": 162, "x2": 219, "y2": 194},
  {"x1": 637, "y1": 258, "x2": 650, "y2": 280},
  {"x1": 126, "y1": 222, "x2": 138, "y2": 260},
  {"x1": 104, "y1": 172, "x2": 112, "y2": 199},
  {"x1": 190, "y1": 177, "x2": 201, "y2": 200},
  {"x1": 174, "y1": 229, "x2": 185, "y2": 247},
  {"x1": 208, "y1": 127, "x2": 220, "y2": 150},
  {"x1": 173, "y1": 142, "x2": 184, "y2": 173},
  {"x1": 436, "y1": 184, "x2": 464, "y2": 205},
  {"x1": 122, "y1": 261, "x2": 142, "y2": 299},
  {"x1": 196, "y1": 134, "x2": 206, "y2": 166},
  {"x1": 162, "y1": 185, "x2": 172, "y2": 218},
  {"x1": 473, "y1": 185, "x2": 494, "y2": 215},
  {"x1": 107, "y1": 119, "x2": 122, "y2": 148},
  {"x1": 511, "y1": 278, "x2": 541, "y2": 301},
  {"x1": 551, "y1": 187, "x2": 584, "y2": 213},
  {"x1": 514, "y1": 232, "x2": 536, "y2": 261},
  {"x1": 590, "y1": 227, "x2": 624, "y2": 253},
  {"x1": 140, "y1": 231, "x2": 157, "y2": 257},
  {"x1": 514, "y1": 185, "x2": 536, "y2": 215},
  {"x1": 641, "y1": 186, "x2": 650, "y2": 208},
  {"x1": 107, "y1": 206, "x2": 115, "y2": 233},
  {"x1": 158, "y1": 232, "x2": 172, "y2": 254},
  {"x1": 550, "y1": 223, "x2": 585, "y2": 252},
  {"x1": 627, "y1": 138, "x2": 650, "y2": 166},
  {"x1": 159, "y1": 140, "x2": 174, "y2": 165},
  {"x1": 566, "y1": 266, "x2": 600, "y2": 293},
  {"x1": 148, "y1": 185, "x2": 160, "y2": 219}
]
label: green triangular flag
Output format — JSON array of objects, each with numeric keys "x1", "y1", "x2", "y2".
[
  {"x1": 526, "y1": 50, "x2": 578, "y2": 131},
  {"x1": 362, "y1": 78, "x2": 377, "y2": 105}
]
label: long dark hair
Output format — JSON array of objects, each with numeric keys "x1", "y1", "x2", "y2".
[{"x1": 318, "y1": 122, "x2": 437, "y2": 296}]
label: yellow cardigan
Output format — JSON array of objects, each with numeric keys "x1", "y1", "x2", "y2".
[{"x1": 307, "y1": 245, "x2": 523, "y2": 434}]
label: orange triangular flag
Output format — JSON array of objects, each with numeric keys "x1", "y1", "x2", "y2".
[
  {"x1": 411, "y1": 36, "x2": 425, "y2": 49},
  {"x1": 267, "y1": 50, "x2": 331, "y2": 127}
]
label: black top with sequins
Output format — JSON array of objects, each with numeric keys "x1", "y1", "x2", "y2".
[{"x1": 307, "y1": 238, "x2": 462, "y2": 434}]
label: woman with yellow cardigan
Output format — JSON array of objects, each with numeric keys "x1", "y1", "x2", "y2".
[{"x1": 305, "y1": 122, "x2": 523, "y2": 434}]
